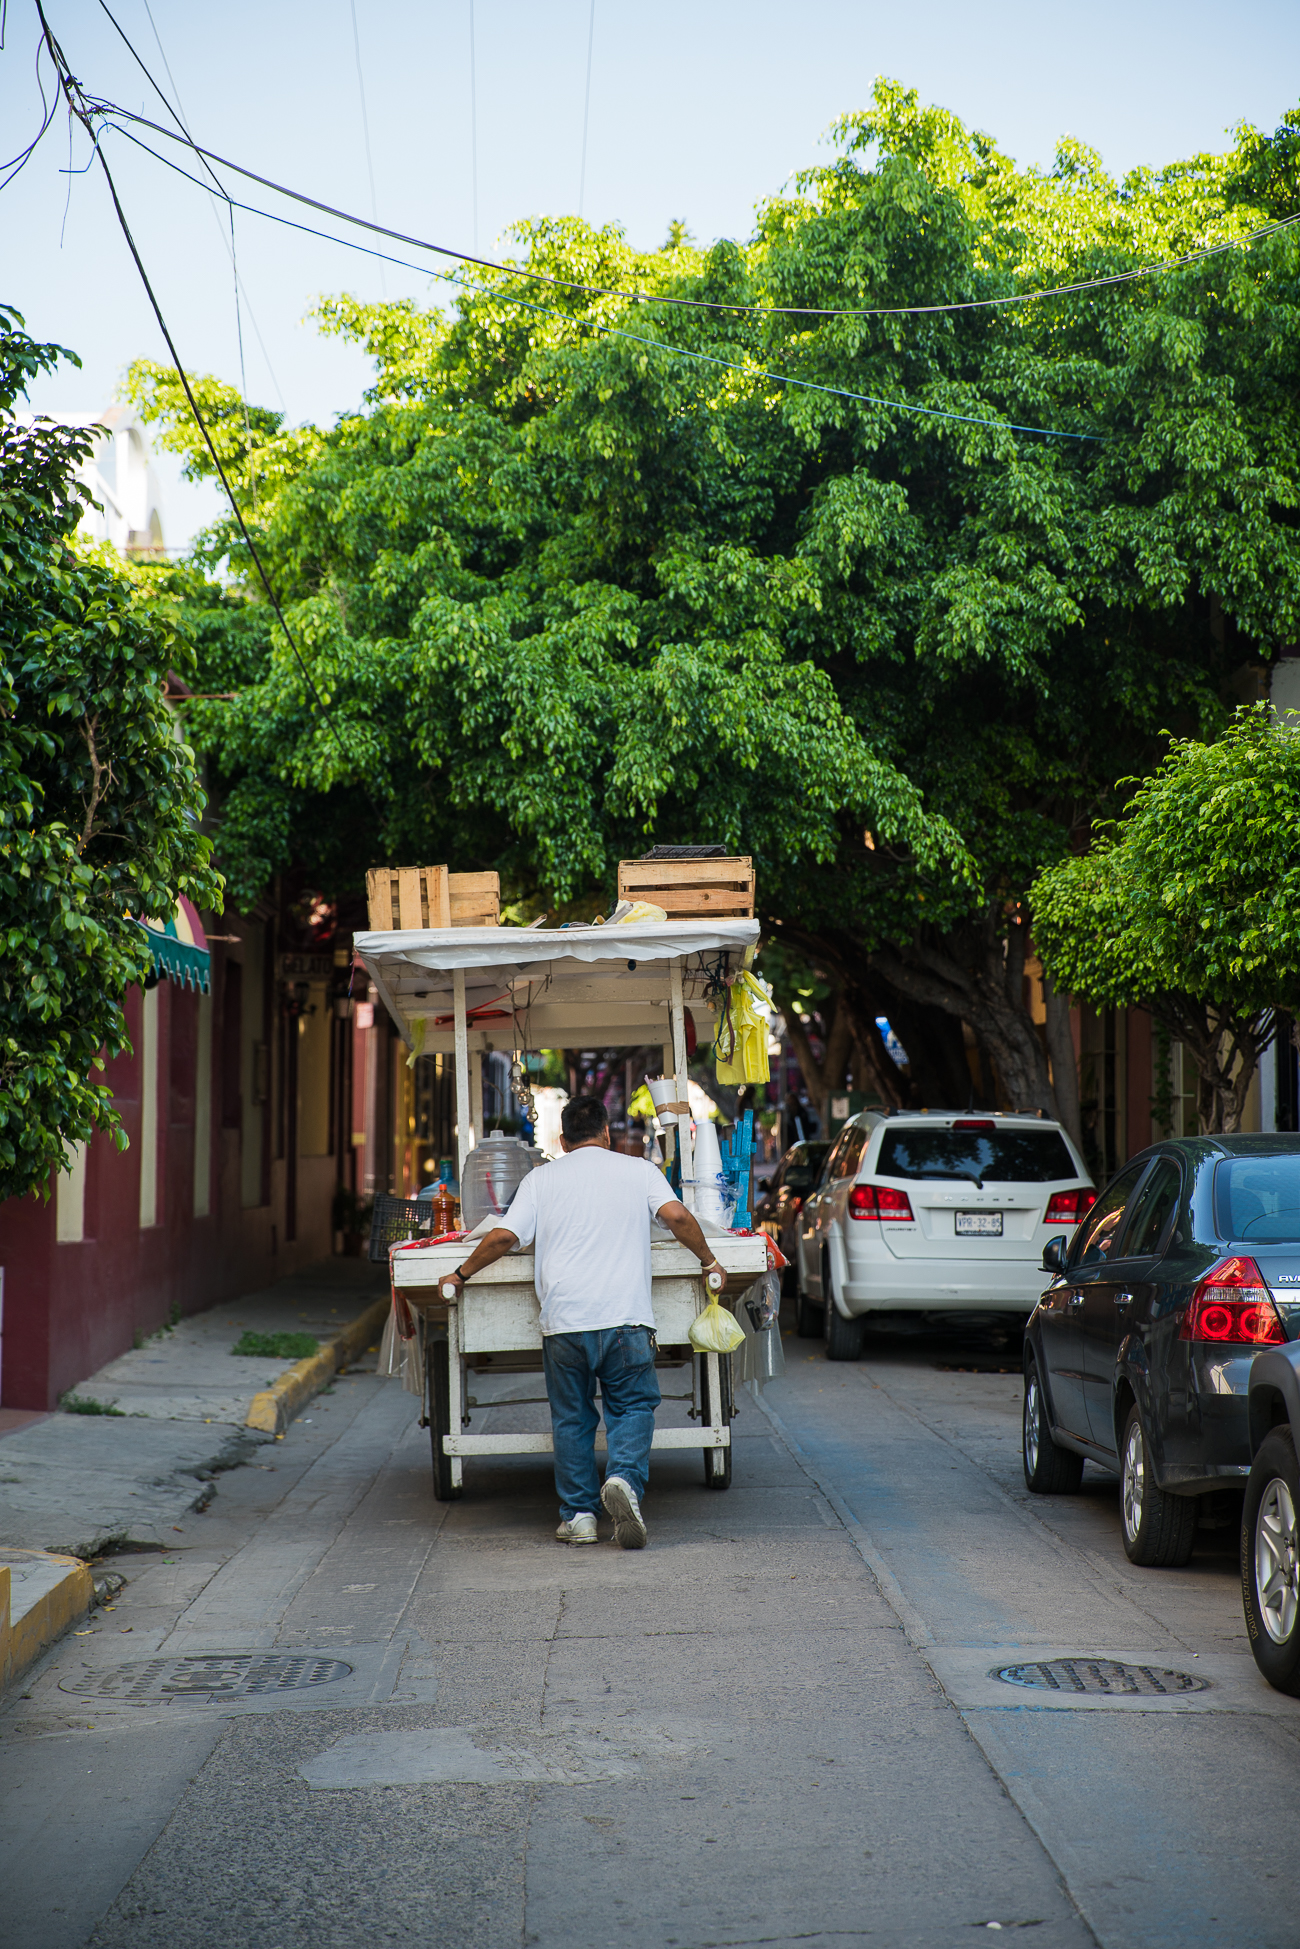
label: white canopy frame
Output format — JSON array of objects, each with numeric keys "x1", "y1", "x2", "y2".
[{"x1": 354, "y1": 918, "x2": 759, "y2": 1177}]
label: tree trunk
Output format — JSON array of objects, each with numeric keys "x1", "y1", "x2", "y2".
[
  {"x1": 1154, "y1": 999, "x2": 1275, "y2": 1135},
  {"x1": 868, "y1": 909, "x2": 1059, "y2": 1118},
  {"x1": 776, "y1": 986, "x2": 853, "y2": 1136},
  {"x1": 1042, "y1": 970, "x2": 1083, "y2": 1152}
]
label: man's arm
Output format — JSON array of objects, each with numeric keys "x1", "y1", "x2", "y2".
[
  {"x1": 443, "y1": 1227, "x2": 519, "y2": 1295},
  {"x1": 657, "y1": 1200, "x2": 727, "y2": 1291}
]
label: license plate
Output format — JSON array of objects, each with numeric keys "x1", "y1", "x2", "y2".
[{"x1": 956, "y1": 1211, "x2": 1003, "y2": 1236}]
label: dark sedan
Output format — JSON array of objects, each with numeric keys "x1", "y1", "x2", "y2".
[
  {"x1": 1022, "y1": 1136, "x2": 1300, "y2": 1567},
  {"x1": 754, "y1": 1141, "x2": 830, "y2": 1290}
]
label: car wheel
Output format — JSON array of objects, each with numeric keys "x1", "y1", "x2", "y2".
[
  {"x1": 1119, "y1": 1403, "x2": 1196, "y2": 1567},
  {"x1": 1022, "y1": 1355, "x2": 1084, "y2": 1494},
  {"x1": 823, "y1": 1253, "x2": 865, "y2": 1361},
  {"x1": 1241, "y1": 1428, "x2": 1300, "y2": 1696},
  {"x1": 796, "y1": 1284, "x2": 825, "y2": 1338}
]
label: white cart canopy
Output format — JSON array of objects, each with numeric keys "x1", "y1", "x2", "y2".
[{"x1": 354, "y1": 918, "x2": 760, "y2": 1052}]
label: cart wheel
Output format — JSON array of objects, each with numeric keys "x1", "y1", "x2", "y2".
[
  {"x1": 699, "y1": 1351, "x2": 734, "y2": 1491},
  {"x1": 427, "y1": 1332, "x2": 463, "y2": 1502}
]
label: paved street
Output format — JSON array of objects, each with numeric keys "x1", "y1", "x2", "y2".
[{"x1": 3, "y1": 1307, "x2": 1298, "y2": 1949}]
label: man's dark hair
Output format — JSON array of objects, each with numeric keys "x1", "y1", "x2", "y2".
[{"x1": 562, "y1": 1095, "x2": 609, "y2": 1145}]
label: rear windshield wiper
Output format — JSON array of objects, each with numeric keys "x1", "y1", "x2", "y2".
[{"x1": 918, "y1": 1168, "x2": 985, "y2": 1191}]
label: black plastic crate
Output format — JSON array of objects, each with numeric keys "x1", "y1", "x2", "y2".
[{"x1": 368, "y1": 1194, "x2": 428, "y2": 1262}]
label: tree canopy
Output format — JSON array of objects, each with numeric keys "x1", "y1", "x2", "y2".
[
  {"x1": 129, "y1": 82, "x2": 1300, "y2": 1130},
  {"x1": 1033, "y1": 704, "x2": 1300, "y2": 1132},
  {"x1": 0, "y1": 307, "x2": 219, "y2": 1201}
]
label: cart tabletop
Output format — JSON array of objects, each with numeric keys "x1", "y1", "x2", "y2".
[{"x1": 391, "y1": 1233, "x2": 770, "y2": 1292}]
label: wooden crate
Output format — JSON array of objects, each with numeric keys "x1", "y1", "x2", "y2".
[
  {"x1": 617, "y1": 856, "x2": 754, "y2": 918},
  {"x1": 365, "y1": 866, "x2": 500, "y2": 931},
  {"x1": 448, "y1": 870, "x2": 500, "y2": 929}
]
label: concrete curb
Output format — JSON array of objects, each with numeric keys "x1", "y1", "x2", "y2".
[
  {"x1": 245, "y1": 1294, "x2": 390, "y2": 1436},
  {"x1": 1, "y1": 1547, "x2": 94, "y2": 1693}
]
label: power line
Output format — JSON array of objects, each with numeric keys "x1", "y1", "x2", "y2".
[
  {"x1": 469, "y1": 0, "x2": 478, "y2": 252},
  {"x1": 578, "y1": 0, "x2": 595, "y2": 219},
  {"x1": 348, "y1": 0, "x2": 385, "y2": 296},
  {"x1": 69, "y1": 95, "x2": 1300, "y2": 326},
  {"x1": 102, "y1": 115, "x2": 1101, "y2": 443},
  {"x1": 98, "y1": 0, "x2": 286, "y2": 408},
  {"x1": 34, "y1": 6, "x2": 357, "y2": 778}
]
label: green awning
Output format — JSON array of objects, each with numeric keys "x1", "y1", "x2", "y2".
[{"x1": 136, "y1": 896, "x2": 211, "y2": 993}]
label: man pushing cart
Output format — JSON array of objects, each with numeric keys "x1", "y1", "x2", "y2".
[{"x1": 354, "y1": 855, "x2": 774, "y2": 1518}]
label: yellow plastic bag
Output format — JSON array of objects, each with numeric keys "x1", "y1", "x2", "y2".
[
  {"x1": 689, "y1": 1294, "x2": 746, "y2": 1354},
  {"x1": 715, "y1": 971, "x2": 773, "y2": 1087}
]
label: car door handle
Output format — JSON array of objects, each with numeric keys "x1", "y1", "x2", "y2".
[
  {"x1": 1067, "y1": 1291, "x2": 1084, "y2": 1309},
  {"x1": 1115, "y1": 1291, "x2": 1133, "y2": 1307}
]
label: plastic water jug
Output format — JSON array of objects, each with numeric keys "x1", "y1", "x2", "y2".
[{"x1": 460, "y1": 1130, "x2": 540, "y2": 1230}]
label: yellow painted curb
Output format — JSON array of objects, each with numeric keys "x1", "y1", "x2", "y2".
[
  {"x1": 245, "y1": 1294, "x2": 390, "y2": 1436},
  {"x1": 0, "y1": 1548, "x2": 94, "y2": 1693}
]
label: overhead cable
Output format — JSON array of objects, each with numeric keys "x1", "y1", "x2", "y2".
[
  {"x1": 578, "y1": 0, "x2": 595, "y2": 219},
  {"x1": 97, "y1": 0, "x2": 286, "y2": 408},
  {"x1": 104, "y1": 117, "x2": 1099, "y2": 442},
  {"x1": 75, "y1": 95, "x2": 1300, "y2": 322},
  {"x1": 35, "y1": 5, "x2": 357, "y2": 777}
]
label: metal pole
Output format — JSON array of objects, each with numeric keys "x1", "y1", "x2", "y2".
[
  {"x1": 670, "y1": 958, "x2": 694, "y2": 1203},
  {"x1": 453, "y1": 966, "x2": 471, "y2": 1178},
  {"x1": 469, "y1": 1048, "x2": 485, "y2": 1148}
]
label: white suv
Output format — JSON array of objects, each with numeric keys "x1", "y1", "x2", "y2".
[{"x1": 795, "y1": 1111, "x2": 1094, "y2": 1359}]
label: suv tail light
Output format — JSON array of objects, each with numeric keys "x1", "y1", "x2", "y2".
[
  {"x1": 952, "y1": 1119, "x2": 996, "y2": 1132},
  {"x1": 849, "y1": 1183, "x2": 915, "y2": 1222},
  {"x1": 1044, "y1": 1189, "x2": 1097, "y2": 1226},
  {"x1": 1179, "y1": 1257, "x2": 1285, "y2": 1345}
]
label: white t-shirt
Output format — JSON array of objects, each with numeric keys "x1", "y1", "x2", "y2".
[{"x1": 501, "y1": 1147, "x2": 677, "y2": 1336}]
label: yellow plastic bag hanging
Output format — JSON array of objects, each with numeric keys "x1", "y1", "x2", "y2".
[
  {"x1": 715, "y1": 970, "x2": 773, "y2": 1087},
  {"x1": 689, "y1": 1292, "x2": 746, "y2": 1354}
]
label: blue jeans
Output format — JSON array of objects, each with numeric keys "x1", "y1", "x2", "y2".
[{"x1": 542, "y1": 1327, "x2": 662, "y2": 1519}]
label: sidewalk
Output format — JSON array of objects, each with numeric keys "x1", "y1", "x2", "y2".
[{"x1": 0, "y1": 1261, "x2": 386, "y2": 1561}]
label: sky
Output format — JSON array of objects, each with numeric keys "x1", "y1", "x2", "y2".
[{"x1": 4, "y1": 0, "x2": 1298, "y2": 547}]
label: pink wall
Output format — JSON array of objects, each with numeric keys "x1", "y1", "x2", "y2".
[{"x1": 0, "y1": 950, "x2": 338, "y2": 1411}]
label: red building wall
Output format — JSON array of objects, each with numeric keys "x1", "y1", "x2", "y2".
[{"x1": 0, "y1": 936, "x2": 342, "y2": 1411}]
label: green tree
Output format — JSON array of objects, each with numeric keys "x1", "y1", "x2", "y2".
[
  {"x1": 1032, "y1": 705, "x2": 1300, "y2": 1132},
  {"x1": 0, "y1": 307, "x2": 221, "y2": 1201},
  {"x1": 128, "y1": 86, "x2": 1300, "y2": 1134}
]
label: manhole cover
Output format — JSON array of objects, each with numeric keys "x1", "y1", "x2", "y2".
[
  {"x1": 993, "y1": 1657, "x2": 1209, "y2": 1697},
  {"x1": 59, "y1": 1653, "x2": 353, "y2": 1704}
]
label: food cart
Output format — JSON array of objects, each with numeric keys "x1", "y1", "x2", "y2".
[{"x1": 354, "y1": 891, "x2": 768, "y2": 1501}]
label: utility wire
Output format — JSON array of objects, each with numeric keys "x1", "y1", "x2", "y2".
[
  {"x1": 103, "y1": 115, "x2": 1100, "y2": 442},
  {"x1": 348, "y1": 0, "x2": 385, "y2": 296},
  {"x1": 469, "y1": 0, "x2": 478, "y2": 252},
  {"x1": 35, "y1": 6, "x2": 356, "y2": 775},
  {"x1": 97, "y1": 0, "x2": 286, "y2": 409},
  {"x1": 0, "y1": 32, "x2": 59, "y2": 192},
  {"x1": 577, "y1": 0, "x2": 594, "y2": 219},
  {"x1": 69, "y1": 95, "x2": 1300, "y2": 324}
]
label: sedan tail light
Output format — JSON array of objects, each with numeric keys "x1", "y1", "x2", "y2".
[
  {"x1": 1044, "y1": 1189, "x2": 1097, "y2": 1225},
  {"x1": 1179, "y1": 1257, "x2": 1285, "y2": 1345},
  {"x1": 849, "y1": 1183, "x2": 915, "y2": 1222}
]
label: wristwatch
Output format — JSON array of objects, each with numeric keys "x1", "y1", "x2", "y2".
[{"x1": 453, "y1": 1263, "x2": 471, "y2": 1281}]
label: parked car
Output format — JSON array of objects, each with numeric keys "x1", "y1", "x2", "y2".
[
  {"x1": 753, "y1": 1140, "x2": 831, "y2": 1286},
  {"x1": 1241, "y1": 1337, "x2": 1300, "y2": 1694},
  {"x1": 795, "y1": 1111, "x2": 1093, "y2": 1357},
  {"x1": 1022, "y1": 1135, "x2": 1300, "y2": 1570}
]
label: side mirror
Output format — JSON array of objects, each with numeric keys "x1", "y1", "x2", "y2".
[{"x1": 1042, "y1": 1235, "x2": 1069, "y2": 1275}]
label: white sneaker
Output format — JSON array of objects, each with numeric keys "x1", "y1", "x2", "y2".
[
  {"x1": 601, "y1": 1476, "x2": 647, "y2": 1549},
  {"x1": 556, "y1": 1512, "x2": 598, "y2": 1545}
]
